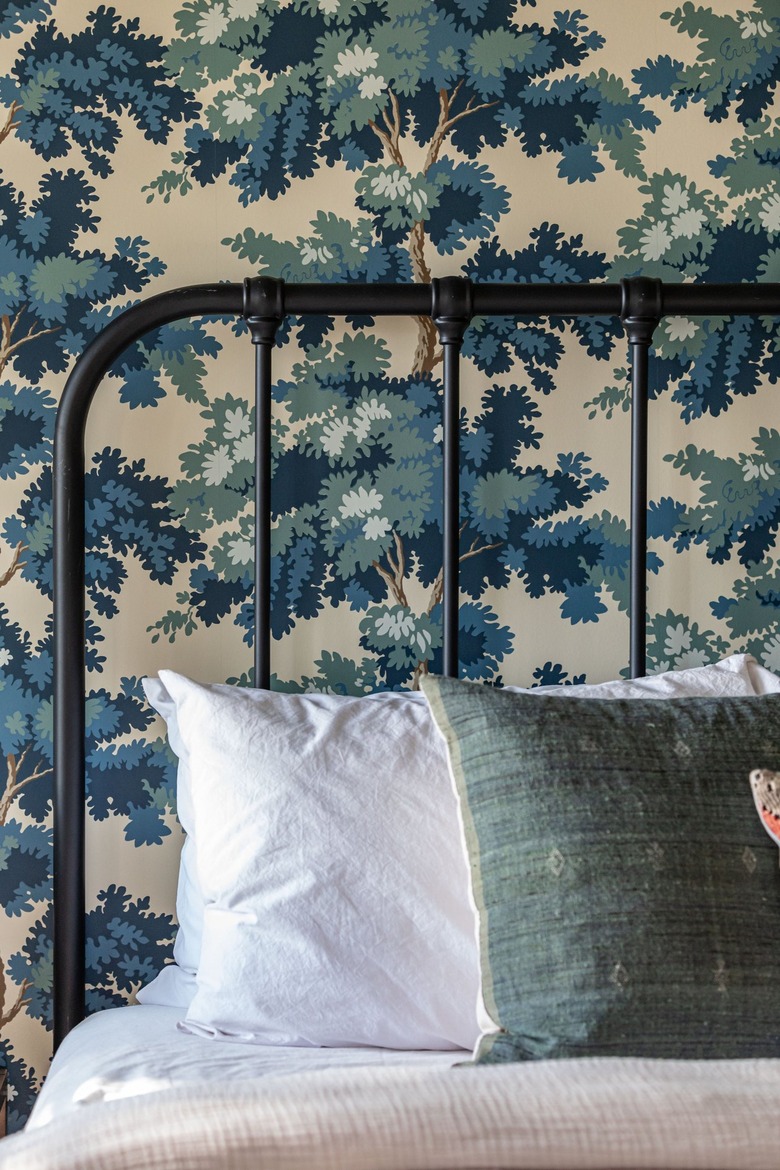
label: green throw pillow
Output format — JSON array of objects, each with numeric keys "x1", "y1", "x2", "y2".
[{"x1": 421, "y1": 677, "x2": 780, "y2": 1062}]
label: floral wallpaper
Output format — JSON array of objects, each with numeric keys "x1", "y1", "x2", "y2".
[{"x1": 0, "y1": 0, "x2": 777, "y2": 1130}]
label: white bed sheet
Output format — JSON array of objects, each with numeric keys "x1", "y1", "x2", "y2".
[
  {"x1": 8, "y1": 1030, "x2": 780, "y2": 1169},
  {"x1": 28, "y1": 1004, "x2": 461, "y2": 1130}
]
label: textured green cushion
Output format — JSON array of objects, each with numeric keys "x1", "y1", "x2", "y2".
[{"x1": 422, "y1": 677, "x2": 780, "y2": 1062}]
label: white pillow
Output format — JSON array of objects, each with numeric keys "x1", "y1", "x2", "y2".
[
  {"x1": 139, "y1": 654, "x2": 766, "y2": 1048},
  {"x1": 136, "y1": 677, "x2": 201, "y2": 1009},
  {"x1": 144, "y1": 673, "x2": 480, "y2": 1049},
  {"x1": 746, "y1": 658, "x2": 780, "y2": 695}
]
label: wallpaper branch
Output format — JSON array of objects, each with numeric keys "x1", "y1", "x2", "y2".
[{"x1": 0, "y1": 0, "x2": 777, "y2": 1130}]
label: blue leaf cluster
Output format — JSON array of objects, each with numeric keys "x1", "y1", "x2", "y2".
[
  {"x1": 9, "y1": 890, "x2": 175, "y2": 1031},
  {"x1": 84, "y1": 885, "x2": 175, "y2": 1005},
  {"x1": 530, "y1": 661, "x2": 587, "y2": 686},
  {"x1": 189, "y1": 563, "x2": 252, "y2": 631},
  {"x1": 7, "y1": 906, "x2": 52, "y2": 1029},
  {"x1": 257, "y1": 3, "x2": 327, "y2": 75},
  {"x1": 0, "y1": 170, "x2": 166, "y2": 383},
  {"x1": 631, "y1": 55, "x2": 684, "y2": 100},
  {"x1": 9, "y1": 453, "x2": 206, "y2": 622},
  {"x1": 462, "y1": 227, "x2": 615, "y2": 384},
  {"x1": 426, "y1": 159, "x2": 509, "y2": 254},
  {"x1": 0, "y1": 820, "x2": 51, "y2": 917},
  {"x1": 0, "y1": 383, "x2": 54, "y2": 479},
  {"x1": 673, "y1": 316, "x2": 775, "y2": 421},
  {"x1": 0, "y1": 1040, "x2": 38, "y2": 1134},
  {"x1": 454, "y1": 601, "x2": 513, "y2": 679},
  {"x1": 611, "y1": 216, "x2": 779, "y2": 419},
  {"x1": 2, "y1": 5, "x2": 199, "y2": 175},
  {"x1": 87, "y1": 736, "x2": 172, "y2": 839},
  {"x1": 0, "y1": 610, "x2": 53, "y2": 814},
  {"x1": 182, "y1": 123, "x2": 246, "y2": 186},
  {"x1": 0, "y1": 0, "x2": 50, "y2": 37},
  {"x1": 635, "y1": 29, "x2": 780, "y2": 126},
  {"x1": 410, "y1": 14, "x2": 603, "y2": 161},
  {"x1": 117, "y1": 317, "x2": 223, "y2": 410}
]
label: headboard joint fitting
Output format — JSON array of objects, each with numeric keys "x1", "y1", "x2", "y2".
[{"x1": 244, "y1": 276, "x2": 285, "y2": 345}]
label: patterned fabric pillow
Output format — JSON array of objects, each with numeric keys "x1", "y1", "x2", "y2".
[{"x1": 422, "y1": 678, "x2": 780, "y2": 1062}]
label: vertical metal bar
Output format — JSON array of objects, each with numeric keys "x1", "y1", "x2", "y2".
[
  {"x1": 254, "y1": 341, "x2": 272, "y2": 689},
  {"x1": 629, "y1": 341, "x2": 650, "y2": 679},
  {"x1": 442, "y1": 342, "x2": 460, "y2": 678},
  {"x1": 432, "y1": 278, "x2": 473, "y2": 679},
  {"x1": 244, "y1": 278, "x2": 284, "y2": 689},
  {"x1": 621, "y1": 278, "x2": 662, "y2": 679},
  {"x1": 53, "y1": 421, "x2": 86, "y2": 1050}
]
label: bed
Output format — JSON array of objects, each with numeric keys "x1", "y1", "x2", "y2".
[{"x1": 2, "y1": 275, "x2": 780, "y2": 1169}]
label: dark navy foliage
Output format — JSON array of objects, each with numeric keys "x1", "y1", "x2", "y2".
[
  {"x1": 0, "y1": 385, "x2": 54, "y2": 479},
  {"x1": 0, "y1": 822, "x2": 50, "y2": 918},
  {"x1": 2, "y1": 5, "x2": 199, "y2": 175},
  {"x1": 85, "y1": 886, "x2": 175, "y2": 1009},
  {"x1": 463, "y1": 228, "x2": 617, "y2": 385},
  {"x1": 8, "y1": 453, "x2": 205, "y2": 618},
  {"x1": 0, "y1": 1, "x2": 50, "y2": 38},
  {"x1": 0, "y1": 1041, "x2": 37, "y2": 1134},
  {"x1": 0, "y1": 170, "x2": 166, "y2": 384}
]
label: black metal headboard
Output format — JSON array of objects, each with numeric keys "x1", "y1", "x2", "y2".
[{"x1": 52, "y1": 276, "x2": 780, "y2": 1048}]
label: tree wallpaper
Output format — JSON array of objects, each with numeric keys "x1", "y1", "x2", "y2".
[{"x1": 0, "y1": 0, "x2": 777, "y2": 1129}]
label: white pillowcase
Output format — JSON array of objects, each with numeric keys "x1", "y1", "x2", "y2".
[
  {"x1": 144, "y1": 673, "x2": 480, "y2": 1049},
  {"x1": 139, "y1": 654, "x2": 770, "y2": 1049},
  {"x1": 136, "y1": 678, "x2": 201, "y2": 1009}
]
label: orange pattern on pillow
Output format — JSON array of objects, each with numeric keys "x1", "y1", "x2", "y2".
[{"x1": 750, "y1": 769, "x2": 780, "y2": 846}]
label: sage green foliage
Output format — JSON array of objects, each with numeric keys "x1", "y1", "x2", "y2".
[{"x1": 665, "y1": 2, "x2": 779, "y2": 118}]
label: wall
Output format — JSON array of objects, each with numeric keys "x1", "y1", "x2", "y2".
[{"x1": 0, "y1": 0, "x2": 777, "y2": 1128}]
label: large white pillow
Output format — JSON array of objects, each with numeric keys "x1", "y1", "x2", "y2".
[
  {"x1": 139, "y1": 654, "x2": 770, "y2": 1048},
  {"x1": 144, "y1": 672, "x2": 480, "y2": 1049}
]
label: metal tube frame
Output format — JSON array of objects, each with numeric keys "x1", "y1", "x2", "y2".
[
  {"x1": 432, "y1": 277, "x2": 473, "y2": 678},
  {"x1": 53, "y1": 277, "x2": 780, "y2": 1047},
  {"x1": 244, "y1": 277, "x2": 284, "y2": 688},
  {"x1": 620, "y1": 277, "x2": 664, "y2": 678}
]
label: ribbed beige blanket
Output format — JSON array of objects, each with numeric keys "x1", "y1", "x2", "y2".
[{"x1": 2, "y1": 1057, "x2": 779, "y2": 1169}]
